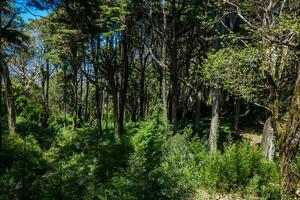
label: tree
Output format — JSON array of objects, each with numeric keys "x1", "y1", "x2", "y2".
[{"x1": 0, "y1": 0, "x2": 29, "y2": 133}]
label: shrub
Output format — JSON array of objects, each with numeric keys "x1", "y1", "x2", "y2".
[
  {"x1": 0, "y1": 134, "x2": 48, "y2": 200},
  {"x1": 159, "y1": 126, "x2": 200, "y2": 199},
  {"x1": 128, "y1": 106, "x2": 170, "y2": 199},
  {"x1": 199, "y1": 141, "x2": 280, "y2": 199}
]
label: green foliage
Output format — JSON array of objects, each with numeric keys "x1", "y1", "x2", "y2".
[
  {"x1": 0, "y1": 115, "x2": 281, "y2": 199},
  {"x1": 128, "y1": 106, "x2": 171, "y2": 199},
  {"x1": 16, "y1": 117, "x2": 56, "y2": 149},
  {"x1": 0, "y1": 133, "x2": 48, "y2": 200},
  {"x1": 203, "y1": 47, "x2": 262, "y2": 101},
  {"x1": 158, "y1": 127, "x2": 200, "y2": 199},
  {"x1": 199, "y1": 141, "x2": 280, "y2": 199},
  {"x1": 15, "y1": 95, "x2": 42, "y2": 121}
]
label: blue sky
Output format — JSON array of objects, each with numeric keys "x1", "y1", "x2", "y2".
[
  {"x1": 14, "y1": 0, "x2": 49, "y2": 22},
  {"x1": 20, "y1": 9, "x2": 49, "y2": 22}
]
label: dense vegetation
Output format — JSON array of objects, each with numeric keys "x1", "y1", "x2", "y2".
[{"x1": 0, "y1": 0, "x2": 299, "y2": 199}]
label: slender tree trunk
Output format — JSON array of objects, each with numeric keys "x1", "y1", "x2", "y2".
[
  {"x1": 2, "y1": 63, "x2": 16, "y2": 134},
  {"x1": 94, "y1": 37, "x2": 103, "y2": 133},
  {"x1": 170, "y1": 67, "x2": 178, "y2": 134},
  {"x1": 112, "y1": 83, "x2": 119, "y2": 134},
  {"x1": 63, "y1": 66, "x2": 67, "y2": 128},
  {"x1": 170, "y1": 0, "x2": 179, "y2": 134},
  {"x1": 106, "y1": 90, "x2": 109, "y2": 129},
  {"x1": 78, "y1": 69, "x2": 83, "y2": 124},
  {"x1": 209, "y1": 88, "x2": 221, "y2": 153},
  {"x1": 118, "y1": 28, "x2": 130, "y2": 135},
  {"x1": 0, "y1": 26, "x2": 15, "y2": 132},
  {"x1": 84, "y1": 61, "x2": 89, "y2": 122},
  {"x1": 139, "y1": 33, "x2": 146, "y2": 120},
  {"x1": 95, "y1": 80, "x2": 102, "y2": 134},
  {"x1": 45, "y1": 62, "x2": 49, "y2": 122},
  {"x1": 161, "y1": 1, "x2": 168, "y2": 119},
  {"x1": 208, "y1": 11, "x2": 224, "y2": 153},
  {"x1": 234, "y1": 97, "x2": 241, "y2": 132},
  {"x1": 72, "y1": 60, "x2": 78, "y2": 130},
  {"x1": 41, "y1": 61, "x2": 50, "y2": 127},
  {"x1": 139, "y1": 64, "x2": 145, "y2": 120},
  {"x1": 195, "y1": 90, "x2": 202, "y2": 132}
]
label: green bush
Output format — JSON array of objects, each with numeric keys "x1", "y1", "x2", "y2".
[
  {"x1": 0, "y1": 134, "x2": 48, "y2": 200},
  {"x1": 16, "y1": 117, "x2": 56, "y2": 149},
  {"x1": 0, "y1": 108, "x2": 281, "y2": 200},
  {"x1": 128, "y1": 106, "x2": 170, "y2": 199},
  {"x1": 159, "y1": 126, "x2": 200, "y2": 199},
  {"x1": 15, "y1": 95, "x2": 42, "y2": 122},
  {"x1": 199, "y1": 141, "x2": 280, "y2": 199},
  {"x1": 127, "y1": 107, "x2": 200, "y2": 200}
]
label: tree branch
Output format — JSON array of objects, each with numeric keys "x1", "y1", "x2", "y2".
[{"x1": 224, "y1": 0, "x2": 258, "y2": 30}]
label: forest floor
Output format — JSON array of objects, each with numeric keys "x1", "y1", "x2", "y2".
[{"x1": 195, "y1": 189, "x2": 248, "y2": 200}]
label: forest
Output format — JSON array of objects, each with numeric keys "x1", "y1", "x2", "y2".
[{"x1": 0, "y1": 0, "x2": 300, "y2": 199}]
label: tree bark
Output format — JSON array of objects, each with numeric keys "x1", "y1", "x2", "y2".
[
  {"x1": 234, "y1": 97, "x2": 241, "y2": 132},
  {"x1": 0, "y1": 9, "x2": 3, "y2": 163},
  {"x1": 63, "y1": 66, "x2": 67, "y2": 128},
  {"x1": 111, "y1": 82, "x2": 119, "y2": 134},
  {"x1": 1, "y1": 63, "x2": 16, "y2": 134},
  {"x1": 280, "y1": 71, "x2": 300, "y2": 199},
  {"x1": 84, "y1": 77, "x2": 89, "y2": 122},
  {"x1": 170, "y1": 0, "x2": 179, "y2": 134},
  {"x1": 209, "y1": 88, "x2": 221, "y2": 153},
  {"x1": 161, "y1": 0, "x2": 168, "y2": 119},
  {"x1": 95, "y1": 80, "x2": 102, "y2": 134},
  {"x1": 83, "y1": 55, "x2": 89, "y2": 122},
  {"x1": 208, "y1": 11, "x2": 224, "y2": 153},
  {"x1": 78, "y1": 67, "x2": 83, "y2": 123},
  {"x1": 261, "y1": 117, "x2": 275, "y2": 160},
  {"x1": 0, "y1": 75, "x2": 2, "y2": 167},
  {"x1": 139, "y1": 31, "x2": 146, "y2": 120},
  {"x1": 105, "y1": 90, "x2": 109, "y2": 129},
  {"x1": 118, "y1": 26, "x2": 130, "y2": 135},
  {"x1": 195, "y1": 90, "x2": 202, "y2": 132},
  {"x1": 72, "y1": 57, "x2": 78, "y2": 130},
  {"x1": 41, "y1": 61, "x2": 50, "y2": 127}
]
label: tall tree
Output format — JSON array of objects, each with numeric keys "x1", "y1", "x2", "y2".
[{"x1": 0, "y1": 0, "x2": 28, "y2": 133}]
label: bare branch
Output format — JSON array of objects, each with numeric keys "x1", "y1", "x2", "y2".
[
  {"x1": 224, "y1": 0, "x2": 257, "y2": 30},
  {"x1": 146, "y1": 46, "x2": 169, "y2": 71}
]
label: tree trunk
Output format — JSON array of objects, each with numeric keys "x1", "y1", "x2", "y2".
[
  {"x1": 118, "y1": 28, "x2": 130, "y2": 135},
  {"x1": 0, "y1": 75, "x2": 2, "y2": 167},
  {"x1": 139, "y1": 33, "x2": 146, "y2": 120},
  {"x1": 208, "y1": 11, "x2": 224, "y2": 152},
  {"x1": 261, "y1": 117, "x2": 275, "y2": 160},
  {"x1": 105, "y1": 90, "x2": 109, "y2": 129},
  {"x1": 139, "y1": 63, "x2": 145, "y2": 120},
  {"x1": 2, "y1": 63, "x2": 16, "y2": 134},
  {"x1": 161, "y1": 0, "x2": 168, "y2": 119},
  {"x1": 195, "y1": 90, "x2": 202, "y2": 132},
  {"x1": 72, "y1": 60, "x2": 78, "y2": 130},
  {"x1": 63, "y1": 66, "x2": 67, "y2": 128},
  {"x1": 78, "y1": 68, "x2": 83, "y2": 123},
  {"x1": 112, "y1": 83, "x2": 119, "y2": 134},
  {"x1": 209, "y1": 88, "x2": 221, "y2": 153},
  {"x1": 170, "y1": 0, "x2": 179, "y2": 134},
  {"x1": 279, "y1": 71, "x2": 300, "y2": 199},
  {"x1": 95, "y1": 80, "x2": 102, "y2": 134},
  {"x1": 84, "y1": 78, "x2": 89, "y2": 122},
  {"x1": 41, "y1": 61, "x2": 50, "y2": 127},
  {"x1": 234, "y1": 97, "x2": 241, "y2": 132}
]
